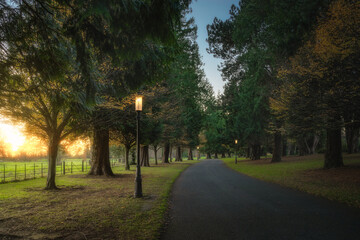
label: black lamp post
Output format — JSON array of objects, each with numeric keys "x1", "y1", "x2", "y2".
[
  {"x1": 235, "y1": 139, "x2": 238, "y2": 164},
  {"x1": 134, "y1": 96, "x2": 143, "y2": 198},
  {"x1": 197, "y1": 146, "x2": 200, "y2": 160}
]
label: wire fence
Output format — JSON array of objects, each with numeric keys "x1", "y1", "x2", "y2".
[{"x1": 0, "y1": 159, "x2": 120, "y2": 183}]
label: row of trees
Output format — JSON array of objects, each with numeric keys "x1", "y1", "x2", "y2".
[
  {"x1": 0, "y1": 0, "x2": 214, "y2": 189},
  {"x1": 205, "y1": 0, "x2": 360, "y2": 168}
]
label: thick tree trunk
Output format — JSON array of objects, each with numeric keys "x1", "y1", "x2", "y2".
[
  {"x1": 125, "y1": 145, "x2": 130, "y2": 170},
  {"x1": 188, "y1": 148, "x2": 193, "y2": 160},
  {"x1": 324, "y1": 128, "x2": 343, "y2": 169},
  {"x1": 228, "y1": 152, "x2": 231, "y2": 157},
  {"x1": 45, "y1": 134, "x2": 60, "y2": 190},
  {"x1": 246, "y1": 147, "x2": 250, "y2": 158},
  {"x1": 250, "y1": 144, "x2": 261, "y2": 160},
  {"x1": 221, "y1": 152, "x2": 226, "y2": 158},
  {"x1": 175, "y1": 146, "x2": 182, "y2": 161},
  {"x1": 271, "y1": 131, "x2": 282, "y2": 163},
  {"x1": 154, "y1": 145, "x2": 158, "y2": 165},
  {"x1": 214, "y1": 153, "x2": 218, "y2": 159},
  {"x1": 140, "y1": 145, "x2": 150, "y2": 167},
  {"x1": 169, "y1": 144, "x2": 173, "y2": 162},
  {"x1": 206, "y1": 152, "x2": 211, "y2": 159},
  {"x1": 162, "y1": 142, "x2": 170, "y2": 163},
  {"x1": 89, "y1": 128, "x2": 114, "y2": 176}
]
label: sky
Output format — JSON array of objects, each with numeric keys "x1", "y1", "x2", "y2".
[{"x1": 188, "y1": 0, "x2": 239, "y2": 95}]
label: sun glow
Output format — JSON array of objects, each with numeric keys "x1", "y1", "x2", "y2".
[
  {"x1": 0, "y1": 117, "x2": 89, "y2": 158},
  {"x1": 0, "y1": 121, "x2": 26, "y2": 155},
  {"x1": 62, "y1": 139, "x2": 90, "y2": 157}
]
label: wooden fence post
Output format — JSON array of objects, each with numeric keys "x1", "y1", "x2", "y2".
[
  {"x1": 41, "y1": 163, "x2": 43, "y2": 177},
  {"x1": 63, "y1": 161, "x2": 65, "y2": 175},
  {"x1": 33, "y1": 163, "x2": 36, "y2": 179},
  {"x1": 82, "y1": 160, "x2": 84, "y2": 172}
]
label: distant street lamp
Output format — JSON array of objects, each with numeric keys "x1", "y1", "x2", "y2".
[
  {"x1": 197, "y1": 146, "x2": 200, "y2": 160},
  {"x1": 134, "y1": 96, "x2": 143, "y2": 198},
  {"x1": 235, "y1": 139, "x2": 238, "y2": 164}
]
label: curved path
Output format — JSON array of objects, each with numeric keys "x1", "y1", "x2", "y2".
[{"x1": 162, "y1": 159, "x2": 360, "y2": 240}]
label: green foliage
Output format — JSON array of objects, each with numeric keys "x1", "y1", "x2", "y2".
[{"x1": 207, "y1": 0, "x2": 333, "y2": 155}]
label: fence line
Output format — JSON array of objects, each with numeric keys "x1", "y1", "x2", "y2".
[{"x1": 0, "y1": 159, "x2": 121, "y2": 183}]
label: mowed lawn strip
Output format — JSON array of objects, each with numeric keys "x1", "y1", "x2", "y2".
[
  {"x1": 0, "y1": 161, "x2": 198, "y2": 240},
  {"x1": 223, "y1": 154, "x2": 360, "y2": 208}
]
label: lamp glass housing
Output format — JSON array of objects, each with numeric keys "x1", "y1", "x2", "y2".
[
  {"x1": 135, "y1": 97, "x2": 143, "y2": 111},
  {"x1": 235, "y1": 139, "x2": 238, "y2": 144}
]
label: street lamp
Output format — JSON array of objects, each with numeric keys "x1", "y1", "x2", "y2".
[
  {"x1": 135, "y1": 96, "x2": 143, "y2": 198},
  {"x1": 197, "y1": 146, "x2": 200, "y2": 160},
  {"x1": 235, "y1": 139, "x2": 238, "y2": 164}
]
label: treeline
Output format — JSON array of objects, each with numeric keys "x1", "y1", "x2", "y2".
[
  {"x1": 206, "y1": 0, "x2": 360, "y2": 167},
  {"x1": 0, "y1": 0, "x2": 213, "y2": 189}
]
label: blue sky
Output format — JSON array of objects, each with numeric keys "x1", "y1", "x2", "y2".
[{"x1": 188, "y1": 0, "x2": 239, "y2": 95}]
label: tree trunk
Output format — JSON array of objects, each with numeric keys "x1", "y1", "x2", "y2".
[
  {"x1": 169, "y1": 144, "x2": 173, "y2": 162},
  {"x1": 228, "y1": 152, "x2": 231, "y2": 157},
  {"x1": 250, "y1": 144, "x2": 261, "y2": 160},
  {"x1": 125, "y1": 145, "x2": 130, "y2": 170},
  {"x1": 89, "y1": 128, "x2": 114, "y2": 176},
  {"x1": 175, "y1": 146, "x2": 182, "y2": 161},
  {"x1": 214, "y1": 153, "x2": 218, "y2": 159},
  {"x1": 324, "y1": 128, "x2": 343, "y2": 169},
  {"x1": 271, "y1": 131, "x2": 282, "y2": 163},
  {"x1": 188, "y1": 148, "x2": 193, "y2": 160},
  {"x1": 154, "y1": 145, "x2": 158, "y2": 165},
  {"x1": 162, "y1": 142, "x2": 170, "y2": 163},
  {"x1": 45, "y1": 133, "x2": 60, "y2": 190},
  {"x1": 311, "y1": 135, "x2": 320, "y2": 154},
  {"x1": 206, "y1": 152, "x2": 211, "y2": 159},
  {"x1": 140, "y1": 145, "x2": 150, "y2": 167},
  {"x1": 304, "y1": 138, "x2": 311, "y2": 154},
  {"x1": 221, "y1": 152, "x2": 226, "y2": 158}
]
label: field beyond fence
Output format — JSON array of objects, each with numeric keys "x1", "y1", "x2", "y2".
[{"x1": 0, "y1": 159, "x2": 119, "y2": 183}]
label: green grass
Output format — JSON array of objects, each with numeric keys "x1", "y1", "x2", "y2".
[
  {"x1": 222, "y1": 154, "x2": 360, "y2": 208},
  {"x1": 0, "y1": 160, "x2": 199, "y2": 239},
  {"x1": 0, "y1": 159, "x2": 122, "y2": 182}
]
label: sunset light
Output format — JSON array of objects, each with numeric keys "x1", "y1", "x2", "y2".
[
  {"x1": 0, "y1": 117, "x2": 88, "y2": 157},
  {"x1": 0, "y1": 120, "x2": 26, "y2": 154}
]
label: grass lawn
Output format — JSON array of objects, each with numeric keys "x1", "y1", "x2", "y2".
[
  {"x1": 222, "y1": 154, "x2": 360, "y2": 208},
  {"x1": 0, "y1": 160, "x2": 199, "y2": 239}
]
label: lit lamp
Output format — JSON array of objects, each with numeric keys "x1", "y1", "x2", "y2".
[
  {"x1": 135, "y1": 97, "x2": 142, "y2": 111},
  {"x1": 235, "y1": 139, "x2": 238, "y2": 164},
  {"x1": 134, "y1": 96, "x2": 143, "y2": 198},
  {"x1": 197, "y1": 146, "x2": 200, "y2": 160}
]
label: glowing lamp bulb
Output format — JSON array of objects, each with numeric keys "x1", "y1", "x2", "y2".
[
  {"x1": 235, "y1": 139, "x2": 238, "y2": 144},
  {"x1": 135, "y1": 97, "x2": 142, "y2": 111}
]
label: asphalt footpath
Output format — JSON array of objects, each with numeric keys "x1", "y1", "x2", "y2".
[{"x1": 161, "y1": 159, "x2": 360, "y2": 240}]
